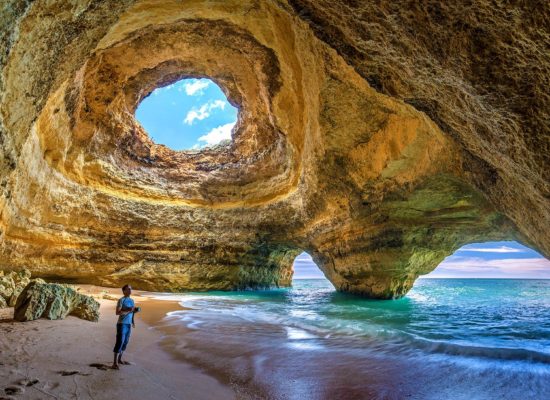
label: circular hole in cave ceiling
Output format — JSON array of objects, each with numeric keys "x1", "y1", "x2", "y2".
[{"x1": 135, "y1": 78, "x2": 238, "y2": 151}]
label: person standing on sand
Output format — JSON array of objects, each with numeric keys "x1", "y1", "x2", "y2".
[{"x1": 112, "y1": 284, "x2": 138, "y2": 370}]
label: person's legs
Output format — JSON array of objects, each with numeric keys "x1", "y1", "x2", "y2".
[
  {"x1": 112, "y1": 324, "x2": 125, "y2": 369},
  {"x1": 118, "y1": 325, "x2": 132, "y2": 365},
  {"x1": 118, "y1": 353, "x2": 131, "y2": 365}
]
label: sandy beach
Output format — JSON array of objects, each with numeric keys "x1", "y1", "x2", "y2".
[
  {"x1": 3, "y1": 282, "x2": 550, "y2": 400},
  {"x1": 0, "y1": 286, "x2": 234, "y2": 400}
]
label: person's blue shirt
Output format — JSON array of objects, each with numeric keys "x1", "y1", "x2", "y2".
[{"x1": 116, "y1": 296, "x2": 134, "y2": 325}]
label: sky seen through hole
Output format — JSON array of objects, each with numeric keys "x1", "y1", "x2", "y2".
[{"x1": 136, "y1": 78, "x2": 237, "y2": 150}]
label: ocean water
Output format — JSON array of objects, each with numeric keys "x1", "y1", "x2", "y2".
[{"x1": 151, "y1": 279, "x2": 550, "y2": 400}]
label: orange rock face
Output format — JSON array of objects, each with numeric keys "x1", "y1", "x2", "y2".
[{"x1": 0, "y1": 0, "x2": 547, "y2": 298}]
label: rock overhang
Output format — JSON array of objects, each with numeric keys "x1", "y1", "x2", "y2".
[
  {"x1": 36, "y1": 17, "x2": 300, "y2": 207},
  {"x1": 0, "y1": 0, "x2": 547, "y2": 299}
]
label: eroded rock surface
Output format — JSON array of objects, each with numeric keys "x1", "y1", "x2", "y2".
[
  {"x1": 14, "y1": 281, "x2": 100, "y2": 322},
  {"x1": 0, "y1": 1, "x2": 548, "y2": 298},
  {"x1": 0, "y1": 269, "x2": 31, "y2": 307}
]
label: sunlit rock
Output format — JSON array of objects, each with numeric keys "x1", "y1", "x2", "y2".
[{"x1": 0, "y1": 0, "x2": 547, "y2": 298}]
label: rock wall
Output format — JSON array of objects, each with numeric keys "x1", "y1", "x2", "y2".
[{"x1": 0, "y1": 0, "x2": 547, "y2": 298}]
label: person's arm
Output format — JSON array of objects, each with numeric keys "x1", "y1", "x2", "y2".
[
  {"x1": 115, "y1": 299, "x2": 134, "y2": 316},
  {"x1": 116, "y1": 306, "x2": 134, "y2": 316}
]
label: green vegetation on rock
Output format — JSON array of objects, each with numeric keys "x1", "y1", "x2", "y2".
[{"x1": 0, "y1": 269, "x2": 31, "y2": 307}]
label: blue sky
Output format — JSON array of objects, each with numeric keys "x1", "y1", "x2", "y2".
[
  {"x1": 135, "y1": 78, "x2": 237, "y2": 150},
  {"x1": 292, "y1": 242, "x2": 550, "y2": 280},
  {"x1": 135, "y1": 81, "x2": 549, "y2": 280},
  {"x1": 293, "y1": 252, "x2": 326, "y2": 279}
]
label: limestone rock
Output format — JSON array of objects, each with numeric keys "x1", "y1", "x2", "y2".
[
  {"x1": 0, "y1": 269, "x2": 31, "y2": 307},
  {"x1": 101, "y1": 292, "x2": 119, "y2": 301},
  {"x1": 0, "y1": 1, "x2": 547, "y2": 299},
  {"x1": 14, "y1": 281, "x2": 100, "y2": 322}
]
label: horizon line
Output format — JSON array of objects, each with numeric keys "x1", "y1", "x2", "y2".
[{"x1": 292, "y1": 277, "x2": 550, "y2": 280}]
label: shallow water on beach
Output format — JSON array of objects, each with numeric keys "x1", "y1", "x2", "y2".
[{"x1": 151, "y1": 279, "x2": 550, "y2": 400}]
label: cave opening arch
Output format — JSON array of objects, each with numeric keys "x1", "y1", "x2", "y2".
[
  {"x1": 418, "y1": 240, "x2": 550, "y2": 280},
  {"x1": 291, "y1": 251, "x2": 331, "y2": 283}
]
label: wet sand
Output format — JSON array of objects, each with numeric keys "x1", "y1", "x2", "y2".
[
  {"x1": 0, "y1": 285, "x2": 234, "y2": 400},
  {"x1": 144, "y1": 288, "x2": 550, "y2": 400}
]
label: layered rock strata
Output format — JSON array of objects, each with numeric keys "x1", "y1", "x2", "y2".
[
  {"x1": 0, "y1": 0, "x2": 548, "y2": 298},
  {"x1": 14, "y1": 281, "x2": 100, "y2": 322}
]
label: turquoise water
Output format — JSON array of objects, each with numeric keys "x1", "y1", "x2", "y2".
[{"x1": 153, "y1": 279, "x2": 550, "y2": 399}]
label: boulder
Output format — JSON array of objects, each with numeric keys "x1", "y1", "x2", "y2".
[
  {"x1": 0, "y1": 269, "x2": 31, "y2": 307},
  {"x1": 14, "y1": 281, "x2": 100, "y2": 322}
]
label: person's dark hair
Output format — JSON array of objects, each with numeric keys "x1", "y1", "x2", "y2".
[{"x1": 122, "y1": 284, "x2": 131, "y2": 292}]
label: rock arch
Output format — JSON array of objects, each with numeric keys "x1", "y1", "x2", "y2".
[{"x1": 418, "y1": 240, "x2": 549, "y2": 280}]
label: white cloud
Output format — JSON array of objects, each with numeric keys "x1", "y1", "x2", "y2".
[
  {"x1": 210, "y1": 100, "x2": 226, "y2": 110},
  {"x1": 181, "y1": 79, "x2": 210, "y2": 96},
  {"x1": 183, "y1": 100, "x2": 227, "y2": 125},
  {"x1": 457, "y1": 246, "x2": 523, "y2": 253},
  {"x1": 196, "y1": 122, "x2": 235, "y2": 147},
  {"x1": 294, "y1": 252, "x2": 313, "y2": 263},
  {"x1": 184, "y1": 106, "x2": 208, "y2": 125}
]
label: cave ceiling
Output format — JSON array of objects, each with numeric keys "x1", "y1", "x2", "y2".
[{"x1": 0, "y1": 0, "x2": 548, "y2": 298}]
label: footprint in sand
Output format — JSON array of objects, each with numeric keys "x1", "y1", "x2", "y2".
[
  {"x1": 18, "y1": 379, "x2": 39, "y2": 387},
  {"x1": 59, "y1": 370, "x2": 79, "y2": 376},
  {"x1": 89, "y1": 363, "x2": 110, "y2": 371},
  {"x1": 43, "y1": 382, "x2": 60, "y2": 391},
  {"x1": 3, "y1": 386, "x2": 24, "y2": 396},
  {"x1": 58, "y1": 370, "x2": 91, "y2": 377}
]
